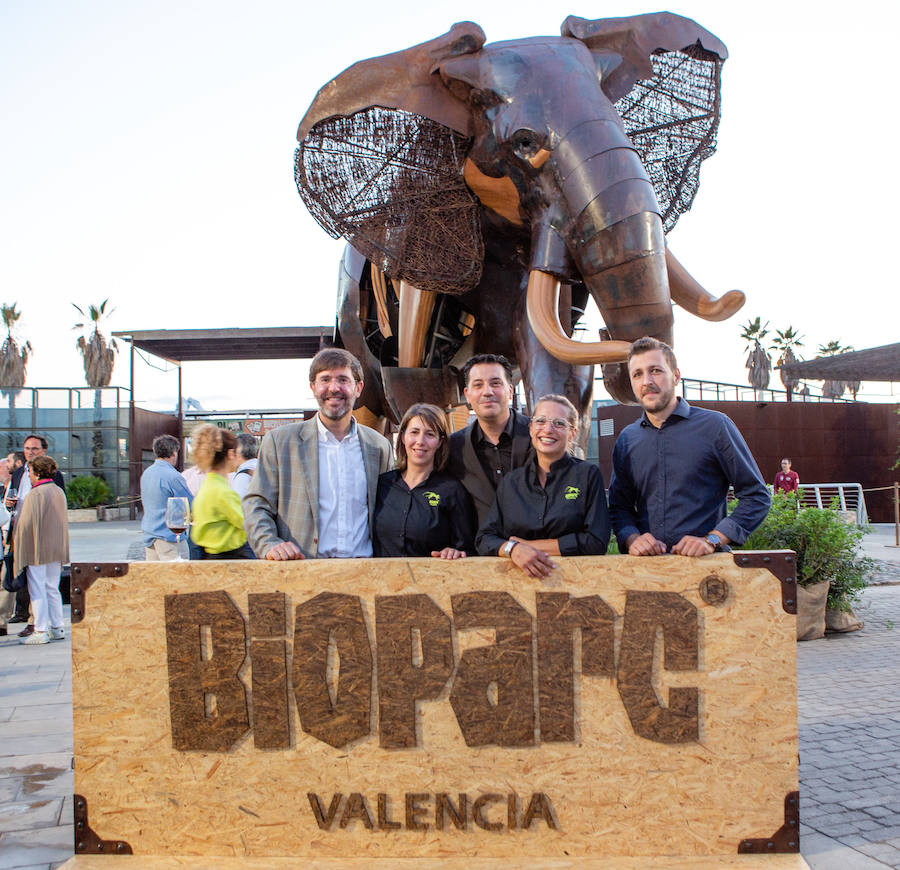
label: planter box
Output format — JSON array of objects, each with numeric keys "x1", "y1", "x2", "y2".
[
  {"x1": 67, "y1": 508, "x2": 98, "y2": 523},
  {"x1": 796, "y1": 580, "x2": 830, "y2": 641}
]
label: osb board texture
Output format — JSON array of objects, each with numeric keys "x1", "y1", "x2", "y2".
[
  {"x1": 72, "y1": 556, "x2": 797, "y2": 859},
  {"x1": 59, "y1": 856, "x2": 812, "y2": 869}
]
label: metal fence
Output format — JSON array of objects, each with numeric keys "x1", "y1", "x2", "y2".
[{"x1": 795, "y1": 483, "x2": 868, "y2": 525}]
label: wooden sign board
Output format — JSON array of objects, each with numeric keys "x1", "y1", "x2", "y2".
[{"x1": 62, "y1": 555, "x2": 809, "y2": 869}]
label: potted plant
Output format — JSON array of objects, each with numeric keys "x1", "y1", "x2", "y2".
[
  {"x1": 741, "y1": 492, "x2": 872, "y2": 640},
  {"x1": 66, "y1": 474, "x2": 113, "y2": 522}
]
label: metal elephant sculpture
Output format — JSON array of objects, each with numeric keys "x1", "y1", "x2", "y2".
[{"x1": 294, "y1": 12, "x2": 745, "y2": 432}]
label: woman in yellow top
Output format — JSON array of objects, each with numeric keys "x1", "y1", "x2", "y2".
[{"x1": 189, "y1": 425, "x2": 256, "y2": 560}]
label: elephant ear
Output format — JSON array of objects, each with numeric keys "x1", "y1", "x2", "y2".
[
  {"x1": 295, "y1": 23, "x2": 486, "y2": 295},
  {"x1": 562, "y1": 12, "x2": 727, "y2": 233}
]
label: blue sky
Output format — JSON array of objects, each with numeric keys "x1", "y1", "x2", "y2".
[{"x1": 2, "y1": 0, "x2": 897, "y2": 410}]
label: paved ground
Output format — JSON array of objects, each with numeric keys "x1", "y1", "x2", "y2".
[{"x1": 1, "y1": 521, "x2": 899, "y2": 868}]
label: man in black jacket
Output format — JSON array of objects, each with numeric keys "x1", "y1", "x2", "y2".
[
  {"x1": 4, "y1": 435, "x2": 65, "y2": 637},
  {"x1": 447, "y1": 354, "x2": 532, "y2": 527}
]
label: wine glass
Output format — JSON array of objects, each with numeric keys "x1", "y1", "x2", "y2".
[{"x1": 165, "y1": 497, "x2": 190, "y2": 560}]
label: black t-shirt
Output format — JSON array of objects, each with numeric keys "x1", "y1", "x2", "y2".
[
  {"x1": 472, "y1": 412, "x2": 516, "y2": 491},
  {"x1": 373, "y1": 469, "x2": 477, "y2": 557},
  {"x1": 476, "y1": 454, "x2": 610, "y2": 556}
]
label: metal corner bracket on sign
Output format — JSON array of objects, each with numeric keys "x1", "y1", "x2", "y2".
[
  {"x1": 70, "y1": 563, "x2": 130, "y2": 624},
  {"x1": 74, "y1": 794, "x2": 133, "y2": 855},
  {"x1": 733, "y1": 550, "x2": 798, "y2": 614}
]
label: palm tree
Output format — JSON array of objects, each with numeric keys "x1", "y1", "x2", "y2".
[
  {"x1": 817, "y1": 340, "x2": 854, "y2": 400},
  {"x1": 770, "y1": 326, "x2": 804, "y2": 401},
  {"x1": 0, "y1": 303, "x2": 32, "y2": 449},
  {"x1": 740, "y1": 317, "x2": 771, "y2": 397},
  {"x1": 73, "y1": 299, "x2": 118, "y2": 472}
]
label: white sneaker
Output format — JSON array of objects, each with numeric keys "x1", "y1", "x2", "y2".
[
  {"x1": 21, "y1": 631, "x2": 49, "y2": 645},
  {"x1": 49, "y1": 627, "x2": 65, "y2": 641}
]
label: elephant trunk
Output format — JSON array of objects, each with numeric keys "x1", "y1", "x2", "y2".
[{"x1": 526, "y1": 127, "x2": 675, "y2": 403}]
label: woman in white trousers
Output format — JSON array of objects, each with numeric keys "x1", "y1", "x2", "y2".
[{"x1": 13, "y1": 455, "x2": 69, "y2": 645}]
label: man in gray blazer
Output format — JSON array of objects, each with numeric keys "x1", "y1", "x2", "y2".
[{"x1": 243, "y1": 348, "x2": 392, "y2": 560}]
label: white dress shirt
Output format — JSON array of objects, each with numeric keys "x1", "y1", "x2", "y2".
[
  {"x1": 315, "y1": 415, "x2": 371, "y2": 558},
  {"x1": 230, "y1": 458, "x2": 258, "y2": 498}
]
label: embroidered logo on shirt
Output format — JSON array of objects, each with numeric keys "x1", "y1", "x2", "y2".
[
  {"x1": 564, "y1": 486, "x2": 580, "y2": 501},
  {"x1": 424, "y1": 491, "x2": 441, "y2": 507}
]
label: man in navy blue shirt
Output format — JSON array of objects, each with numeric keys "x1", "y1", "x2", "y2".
[
  {"x1": 140, "y1": 435, "x2": 194, "y2": 560},
  {"x1": 609, "y1": 337, "x2": 770, "y2": 557}
]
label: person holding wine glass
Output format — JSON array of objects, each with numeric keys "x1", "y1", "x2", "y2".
[
  {"x1": 140, "y1": 435, "x2": 194, "y2": 561},
  {"x1": 476, "y1": 394, "x2": 610, "y2": 577},
  {"x1": 189, "y1": 425, "x2": 256, "y2": 560}
]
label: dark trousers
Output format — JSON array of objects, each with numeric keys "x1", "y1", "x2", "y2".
[{"x1": 190, "y1": 542, "x2": 257, "y2": 560}]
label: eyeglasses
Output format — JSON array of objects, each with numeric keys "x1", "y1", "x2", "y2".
[{"x1": 532, "y1": 416, "x2": 571, "y2": 430}]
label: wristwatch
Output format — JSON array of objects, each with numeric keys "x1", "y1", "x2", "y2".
[
  {"x1": 705, "y1": 533, "x2": 722, "y2": 551},
  {"x1": 502, "y1": 540, "x2": 518, "y2": 558}
]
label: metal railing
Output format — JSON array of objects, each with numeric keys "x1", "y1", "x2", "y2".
[
  {"x1": 679, "y1": 379, "x2": 852, "y2": 404},
  {"x1": 795, "y1": 483, "x2": 868, "y2": 525}
]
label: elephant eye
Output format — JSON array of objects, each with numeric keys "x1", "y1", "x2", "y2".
[
  {"x1": 510, "y1": 128, "x2": 543, "y2": 160},
  {"x1": 469, "y1": 88, "x2": 500, "y2": 109}
]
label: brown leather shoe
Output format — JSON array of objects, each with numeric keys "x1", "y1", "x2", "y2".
[
  {"x1": 0, "y1": 626, "x2": 7, "y2": 636},
  {"x1": 17, "y1": 624, "x2": 35, "y2": 638}
]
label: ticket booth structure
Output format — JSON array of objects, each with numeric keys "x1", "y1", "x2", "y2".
[{"x1": 61, "y1": 553, "x2": 810, "y2": 869}]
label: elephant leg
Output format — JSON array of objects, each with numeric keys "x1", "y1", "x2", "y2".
[
  {"x1": 337, "y1": 246, "x2": 387, "y2": 419},
  {"x1": 666, "y1": 248, "x2": 745, "y2": 322},
  {"x1": 514, "y1": 292, "x2": 594, "y2": 458}
]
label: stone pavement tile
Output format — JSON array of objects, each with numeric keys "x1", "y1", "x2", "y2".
[
  {"x1": 17, "y1": 762, "x2": 73, "y2": 801},
  {"x1": 0, "y1": 823, "x2": 72, "y2": 869},
  {"x1": 0, "y1": 716, "x2": 71, "y2": 741},
  {"x1": 0, "y1": 734, "x2": 72, "y2": 757},
  {"x1": 802, "y1": 830, "x2": 894, "y2": 869},
  {"x1": 7, "y1": 705, "x2": 72, "y2": 725},
  {"x1": 0, "y1": 753, "x2": 72, "y2": 780},
  {"x1": 858, "y1": 840, "x2": 900, "y2": 864},
  {"x1": 58, "y1": 795, "x2": 72, "y2": 826},
  {"x1": 0, "y1": 797, "x2": 63, "y2": 833}
]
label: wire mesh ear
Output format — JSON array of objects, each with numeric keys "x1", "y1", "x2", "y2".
[
  {"x1": 615, "y1": 45, "x2": 723, "y2": 232},
  {"x1": 295, "y1": 107, "x2": 483, "y2": 295}
]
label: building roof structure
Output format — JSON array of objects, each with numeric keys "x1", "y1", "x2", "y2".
[
  {"x1": 780, "y1": 342, "x2": 900, "y2": 383},
  {"x1": 112, "y1": 326, "x2": 334, "y2": 363}
]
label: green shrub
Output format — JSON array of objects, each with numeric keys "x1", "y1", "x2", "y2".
[
  {"x1": 742, "y1": 492, "x2": 872, "y2": 611},
  {"x1": 67, "y1": 475, "x2": 113, "y2": 509}
]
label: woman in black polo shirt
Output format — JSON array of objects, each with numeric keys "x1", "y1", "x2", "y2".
[
  {"x1": 476, "y1": 394, "x2": 610, "y2": 577},
  {"x1": 374, "y1": 403, "x2": 476, "y2": 558}
]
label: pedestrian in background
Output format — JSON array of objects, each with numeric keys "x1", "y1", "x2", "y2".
[
  {"x1": 140, "y1": 435, "x2": 193, "y2": 561},
  {"x1": 13, "y1": 455, "x2": 69, "y2": 645},
  {"x1": 774, "y1": 458, "x2": 800, "y2": 494},
  {"x1": 190, "y1": 425, "x2": 255, "y2": 560},
  {"x1": 230, "y1": 433, "x2": 258, "y2": 498}
]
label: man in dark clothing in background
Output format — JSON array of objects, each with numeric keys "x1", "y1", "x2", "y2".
[{"x1": 447, "y1": 354, "x2": 532, "y2": 527}]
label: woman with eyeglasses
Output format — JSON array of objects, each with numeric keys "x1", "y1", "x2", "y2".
[{"x1": 476, "y1": 394, "x2": 610, "y2": 577}]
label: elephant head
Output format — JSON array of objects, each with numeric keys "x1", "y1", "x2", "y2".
[{"x1": 295, "y1": 13, "x2": 744, "y2": 405}]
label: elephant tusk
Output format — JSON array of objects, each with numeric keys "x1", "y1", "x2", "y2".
[
  {"x1": 525, "y1": 270, "x2": 631, "y2": 365},
  {"x1": 666, "y1": 248, "x2": 745, "y2": 322},
  {"x1": 397, "y1": 280, "x2": 436, "y2": 367}
]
